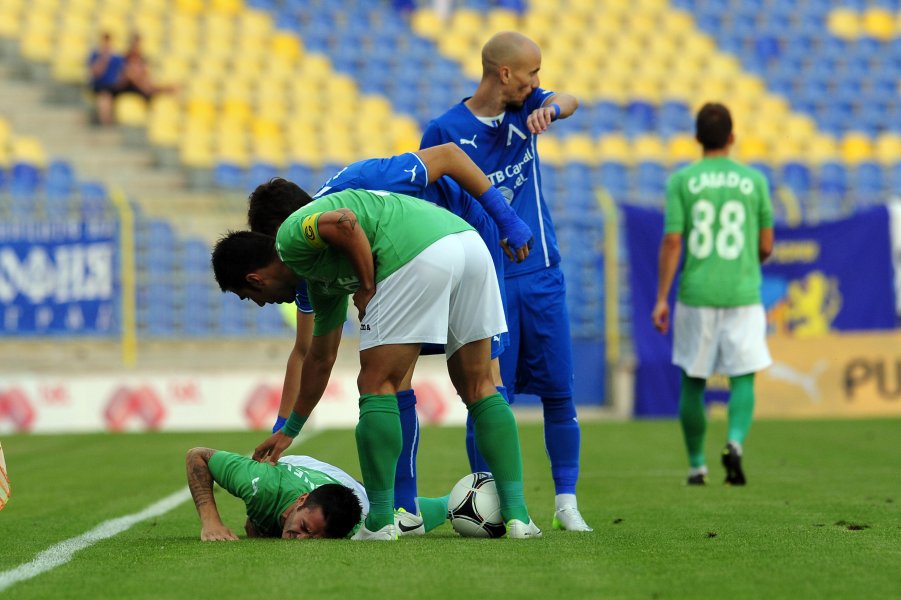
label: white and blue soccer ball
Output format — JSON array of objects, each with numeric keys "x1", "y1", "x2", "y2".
[{"x1": 447, "y1": 472, "x2": 506, "y2": 538}]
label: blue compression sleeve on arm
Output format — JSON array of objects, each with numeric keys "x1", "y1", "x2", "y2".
[
  {"x1": 478, "y1": 187, "x2": 533, "y2": 251},
  {"x1": 272, "y1": 415, "x2": 288, "y2": 434},
  {"x1": 549, "y1": 103, "x2": 561, "y2": 120}
]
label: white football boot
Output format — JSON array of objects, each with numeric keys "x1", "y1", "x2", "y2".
[
  {"x1": 506, "y1": 518, "x2": 542, "y2": 539},
  {"x1": 351, "y1": 522, "x2": 398, "y2": 541},
  {"x1": 394, "y1": 509, "x2": 425, "y2": 536}
]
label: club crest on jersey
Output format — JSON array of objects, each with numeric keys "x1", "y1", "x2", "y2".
[
  {"x1": 301, "y1": 213, "x2": 327, "y2": 249},
  {"x1": 506, "y1": 124, "x2": 527, "y2": 146}
]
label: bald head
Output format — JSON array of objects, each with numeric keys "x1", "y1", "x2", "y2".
[{"x1": 481, "y1": 31, "x2": 540, "y2": 77}]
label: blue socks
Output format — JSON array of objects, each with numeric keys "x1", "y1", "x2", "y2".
[
  {"x1": 542, "y1": 396, "x2": 580, "y2": 495},
  {"x1": 465, "y1": 386, "x2": 508, "y2": 472},
  {"x1": 394, "y1": 389, "x2": 419, "y2": 513}
]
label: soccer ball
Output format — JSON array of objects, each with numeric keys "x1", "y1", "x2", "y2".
[{"x1": 447, "y1": 472, "x2": 506, "y2": 538}]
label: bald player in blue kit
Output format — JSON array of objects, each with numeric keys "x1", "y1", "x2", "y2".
[{"x1": 420, "y1": 31, "x2": 591, "y2": 531}]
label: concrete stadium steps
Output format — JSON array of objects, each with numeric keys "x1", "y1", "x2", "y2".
[{"x1": 0, "y1": 61, "x2": 246, "y2": 241}]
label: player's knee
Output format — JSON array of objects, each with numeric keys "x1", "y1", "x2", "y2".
[{"x1": 541, "y1": 396, "x2": 577, "y2": 422}]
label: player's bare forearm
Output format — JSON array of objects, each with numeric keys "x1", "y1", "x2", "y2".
[
  {"x1": 759, "y1": 227, "x2": 774, "y2": 263},
  {"x1": 545, "y1": 93, "x2": 579, "y2": 120},
  {"x1": 186, "y1": 447, "x2": 217, "y2": 511},
  {"x1": 656, "y1": 234, "x2": 682, "y2": 302},
  {"x1": 187, "y1": 448, "x2": 239, "y2": 540},
  {"x1": 292, "y1": 329, "x2": 341, "y2": 418},
  {"x1": 279, "y1": 313, "x2": 313, "y2": 418},
  {"x1": 418, "y1": 143, "x2": 492, "y2": 197}
]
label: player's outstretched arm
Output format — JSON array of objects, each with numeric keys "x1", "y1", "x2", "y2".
[
  {"x1": 185, "y1": 448, "x2": 239, "y2": 541},
  {"x1": 254, "y1": 326, "x2": 342, "y2": 463},
  {"x1": 759, "y1": 227, "x2": 774, "y2": 263},
  {"x1": 417, "y1": 143, "x2": 532, "y2": 261},
  {"x1": 274, "y1": 311, "x2": 314, "y2": 433}
]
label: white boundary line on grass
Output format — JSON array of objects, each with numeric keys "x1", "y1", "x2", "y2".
[
  {"x1": 0, "y1": 488, "x2": 192, "y2": 593},
  {"x1": 0, "y1": 434, "x2": 317, "y2": 593}
]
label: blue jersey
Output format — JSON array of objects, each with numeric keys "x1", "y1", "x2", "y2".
[
  {"x1": 311, "y1": 153, "x2": 509, "y2": 358},
  {"x1": 312, "y1": 154, "x2": 503, "y2": 282},
  {"x1": 420, "y1": 88, "x2": 561, "y2": 278}
]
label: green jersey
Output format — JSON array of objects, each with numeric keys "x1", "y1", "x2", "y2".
[
  {"x1": 275, "y1": 189, "x2": 473, "y2": 334},
  {"x1": 207, "y1": 451, "x2": 349, "y2": 538},
  {"x1": 664, "y1": 157, "x2": 774, "y2": 307}
]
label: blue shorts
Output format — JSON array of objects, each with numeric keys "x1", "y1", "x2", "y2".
[
  {"x1": 499, "y1": 265, "x2": 574, "y2": 400},
  {"x1": 420, "y1": 332, "x2": 509, "y2": 359}
]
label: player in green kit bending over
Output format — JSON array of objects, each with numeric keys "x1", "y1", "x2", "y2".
[
  {"x1": 652, "y1": 102, "x2": 774, "y2": 486},
  {"x1": 186, "y1": 448, "x2": 451, "y2": 540},
  {"x1": 212, "y1": 188, "x2": 540, "y2": 540}
]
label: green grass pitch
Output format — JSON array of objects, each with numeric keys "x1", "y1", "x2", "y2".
[{"x1": 1, "y1": 418, "x2": 899, "y2": 599}]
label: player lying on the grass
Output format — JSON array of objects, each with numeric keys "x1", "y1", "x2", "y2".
[
  {"x1": 212, "y1": 187, "x2": 541, "y2": 539},
  {"x1": 186, "y1": 447, "x2": 448, "y2": 540},
  {"x1": 247, "y1": 143, "x2": 533, "y2": 516}
]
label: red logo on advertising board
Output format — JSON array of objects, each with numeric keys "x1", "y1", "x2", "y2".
[
  {"x1": 413, "y1": 382, "x2": 447, "y2": 424},
  {"x1": 244, "y1": 384, "x2": 281, "y2": 430},
  {"x1": 0, "y1": 388, "x2": 36, "y2": 432},
  {"x1": 104, "y1": 386, "x2": 166, "y2": 431}
]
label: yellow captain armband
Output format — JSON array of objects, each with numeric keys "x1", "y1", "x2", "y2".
[{"x1": 301, "y1": 212, "x2": 327, "y2": 249}]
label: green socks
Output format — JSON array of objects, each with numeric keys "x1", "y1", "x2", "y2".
[
  {"x1": 356, "y1": 394, "x2": 402, "y2": 531},
  {"x1": 679, "y1": 372, "x2": 707, "y2": 469},
  {"x1": 727, "y1": 373, "x2": 755, "y2": 447},
  {"x1": 417, "y1": 495, "x2": 450, "y2": 533},
  {"x1": 469, "y1": 393, "x2": 529, "y2": 523}
]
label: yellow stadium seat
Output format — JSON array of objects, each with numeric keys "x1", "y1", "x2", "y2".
[
  {"x1": 411, "y1": 9, "x2": 445, "y2": 38},
  {"x1": 873, "y1": 133, "x2": 901, "y2": 163},
  {"x1": 537, "y1": 135, "x2": 564, "y2": 167},
  {"x1": 450, "y1": 9, "x2": 484, "y2": 36},
  {"x1": 862, "y1": 8, "x2": 895, "y2": 41},
  {"x1": 175, "y1": 0, "x2": 205, "y2": 16},
  {"x1": 211, "y1": 0, "x2": 243, "y2": 15},
  {"x1": 632, "y1": 135, "x2": 667, "y2": 163},
  {"x1": 487, "y1": 8, "x2": 520, "y2": 32},
  {"x1": 734, "y1": 135, "x2": 769, "y2": 163},
  {"x1": 668, "y1": 135, "x2": 699, "y2": 163},
  {"x1": 827, "y1": 8, "x2": 860, "y2": 39},
  {"x1": 12, "y1": 136, "x2": 48, "y2": 167},
  {"x1": 840, "y1": 133, "x2": 873, "y2": 164},
  {"x1": 597, "y1": 134, "x2": 632, "y2": 163},
  {"x1": 562, "y1": 134, "x2": 598, "y2": 165},
  {"x1": 115, "y1": 94, "x2": 149, "y2": 127},
  {"x1": 803, "y1": 134, "x2": 839, "y2": 164}
]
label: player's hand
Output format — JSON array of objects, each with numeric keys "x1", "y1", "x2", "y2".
[
  {"x1": 497, "y1": 216, "x2": 533, "y2": 263},
  {"x1": 253, "y1": 431, "x2": 293, "y2": 464},
  {"x1": 500, "y1": 237, "x2": 532, "y2": 263},
  {"x1": 201, "y1": 522, "x2": 239, "y2": 541},
  {"x1": 652, "y1": 300, "x2": 670, "y2": 334},
  {"x1": 527, "y1": 105, "x2": 557, "y2": 134},
  {"x1": 353, "y1": 285, "x2": 376, "y2": 322}
]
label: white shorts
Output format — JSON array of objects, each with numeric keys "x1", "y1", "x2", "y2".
[
  {"x1": 278, "y1": 455, "x2": 369, "y2": 518},
  {"x1": 359, "y1": 230, "x2": 507, "y2": 357},
  {"x1": 672, "y1": 302, "x2": 772, "y2": 379}
]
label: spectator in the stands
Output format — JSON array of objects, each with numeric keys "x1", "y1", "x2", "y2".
[
  {"x1": 117, "y1": 33, "x2": 178, "y2": 101},
  {"x1": 87, "y1": 32, "x2": 124, "y2": 125}
]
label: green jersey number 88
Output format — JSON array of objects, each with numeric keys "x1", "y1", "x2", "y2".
[{"x1": 688, "y1": 199, "x2": 745, "y2": 260}]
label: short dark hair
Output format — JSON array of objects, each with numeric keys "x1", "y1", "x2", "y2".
[
  {"x1": 247, "y1": 178, "x2": 314, "y2": 236},
  {"x1": 303, "y1": 483, "x2": 363, "y2": 539},
  {"x1": 696, "y1": 102, "x2": 733, "y2": 151},
  {"x1": 210, "y1": 230, "x2": 277, "y2": 292}
]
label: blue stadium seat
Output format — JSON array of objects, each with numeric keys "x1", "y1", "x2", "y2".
[
  {"x1": 45, "y1": 160, "x2": 74, "y2": 201},
  {"x1": 598, "y1": 162, "x2": 629, "y2": 198},
  {"x1": 10, "y1": 162, "x2": 41, "y2": 201},
  {"x1": 213, "y1": 162, "x2": 245, "y2": 190},
  {"x1": 818, "y1": 162, "x2": 848, "y2": 197},
  {"x1": 79, "y1": 181, "x2": 109, "y2": 219},
  {"x1": 248, "y1": 162, "x2": 279, "y2": 190},
  {"x1": 781, "y1": 162, "x2": 812, "y2": 195},
  {"x1": 624, "y1": 101, "x2": 656, "y2": 137}
]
